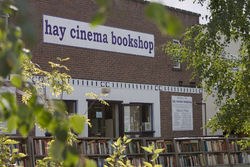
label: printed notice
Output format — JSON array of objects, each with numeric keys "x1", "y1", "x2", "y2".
[{"x1": 172, "y1": 96, "x2": 193, "y2": 131}]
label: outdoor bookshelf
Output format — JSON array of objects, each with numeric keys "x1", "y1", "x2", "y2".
[
  {"x1": 175, "y1": 137, "x2": 205, "y2": 167},
  {"x1": 5, "y1": 136, "x2": 250, "y2": 167},
  {"x1": 30, "y1": 136, "x2": 52, "y2": 166},
  {"x1": 9, "y1": 136, "x2": 31, "y2": 167},
  {"x1": 77, "y1": 137, "x2": 112, "y2": 166},
  {"x1": 202, "y1": 137, "x2": 230, "y2": 166},
  {"x1": 126, "y1": 138, "x2": 145, "y2": 166},
  {"x1": 145, "y1": 138, "x2": 176, "y2": 167},
  {"x1": 228, "y1": 138, "x2": 250, "y2": 166}
]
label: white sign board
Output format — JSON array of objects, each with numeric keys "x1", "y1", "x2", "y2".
[
  {"x1": 43, "y1": 15, "x2": 155, "y2": 57},
  {"x1": 172, "y1": 96, "x2": 193, "y2": 131}
]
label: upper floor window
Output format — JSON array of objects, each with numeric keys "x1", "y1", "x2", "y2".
[{"x1": 172, "y1": 39, "x2": 181, "y2": 70}]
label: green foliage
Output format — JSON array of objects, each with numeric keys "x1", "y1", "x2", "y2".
[
  {"x1": 105, "y1": 136, "x2": 164, "y2": 167},
  {"x1": 0, "y1": 135, "x2": 26, "y2": 167},
  {"x1": 142, "y1": 144, "x2": 163, "y2": 167},
  {"x1": 165, "y1": 0, "x2": 250, "y2": 138},
  {"x1": 0, "y1": 1, "x2": 90, "y2": 166},
  {"x1": 105, "y1": 136, "x2": 133, "y2": 167},
  {"x1": 91, "y1": 0, "x2": 112, "y2": 27},
  {"x1": 145, "y1": 3, "x2": 182, "y2": 37}
]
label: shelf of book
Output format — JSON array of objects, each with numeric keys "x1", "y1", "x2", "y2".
[
  {"x1": 145, "y1": 138, "x2": 176, "y2": 167},
  {"x1": 31, "y1": 136, "x2": 52, "y2": 166},
  {"x1": 228, "y1": 138, "x2": 250, "y2": 166},
  {"x1": 175, "y1": 138, "x2": 206, "y2": 167},
  {"x1": 9, "y1": 136, "x2": 31, "y2": 167},
  {"x1": 21, "y1": 136, "x2": 250, "y2": 167},
  {"x1": 202, "y1": 137, "x2": 229, "y2": 166},
  {"x1": 77, "y1": 137, "x2": 112, "y2": 156}
]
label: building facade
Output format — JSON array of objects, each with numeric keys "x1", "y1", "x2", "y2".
[{"x1": 28, "y1": 0, "x2": 202, "y2": 138}]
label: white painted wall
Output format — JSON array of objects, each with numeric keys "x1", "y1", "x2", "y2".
[
  {"x1": 36, "y1": 81, "x2": 161, "y2": 137},
  {"x1": 202, "y1": 39, "x2": 241, "y2": 136}
]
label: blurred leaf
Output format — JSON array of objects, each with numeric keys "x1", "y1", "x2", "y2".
[
  {"x1": 18, "y1": 152, "x2": 26, "y2": 158},
  {"x1": 7, "y1": 115, "x2": 17, "y2": 132},
  {"x1": 85, "y1": 158, "x2": 97, "y2": 167},
  {"x1": 155, "y1": 148, "x2": 164, "y2": 154},
  {"x1": 143, "y1": 161, "x2": 153, "y2": 167},
  {"x1": 152, "y1": 154, "x2": 158, "y2": 161},
  {"x1": 3, "y1": 139, "x2": 19, "y2": 145},
  {"x1": 125, "y1": 138, "x2": 132, "y2": 144},
  {"x1": 10, "y1": 74, "x2": 22, "y2": 88},
  {"x1": 141, "y1": 146, "x2": 152, "y2": 153},
  {"x1": 91, "y1": 11, "x2": 106, "y2": 27},
  {"x1": 69, "y1": 115, "x2": 86, "y2": 134},
  {"x1": 63, "y1": 146, "x2": 79, "y2": 167},
  {"x1": 49, "y1": 140, "x2": 64, "y2": 162},
  {"x1": 37, "y1": 110, "x2": 53, "y2": 129},
  {"x1": 145, "y1": 3, "x2": 182, "y2": 37},
  {"x1": 91, "y1": 0, "x2": 112, "y2": 27}
]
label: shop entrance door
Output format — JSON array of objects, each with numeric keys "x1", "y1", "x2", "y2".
[{"x1": 88, "y1": 100, "x2": 122, "y2": 138}]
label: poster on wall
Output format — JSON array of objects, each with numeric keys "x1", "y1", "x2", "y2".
[{"x1": 172, "y1": 96, "x2": 193, "y2": 131}]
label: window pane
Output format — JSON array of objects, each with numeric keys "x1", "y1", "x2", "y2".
[
  {"x1": 64, "y1": 100, "x2": 77, "y2": 114},
  {"x1": 129, "y1": 105, "x2": 141, "y2": 132},
  {"x1": 142, "y1": 104, "x2": 152, "y2": 131}
]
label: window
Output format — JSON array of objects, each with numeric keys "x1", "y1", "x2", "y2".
[
  {"x1": 123, "y1": 103, "x2": 153, "y2": 137},
  {"x1": 172, "y1": 39, "x2": 181, "y2": 69},
  {"x1": 63, "y1": 100, "x2": 77, "y2": 114}
]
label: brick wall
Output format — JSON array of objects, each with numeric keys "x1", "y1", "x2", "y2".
[
  {"x1": 27, "y1": 0, "x2": 202, "y2": 137},
  {"x1": 29, "y1": 0, "x2": 199, "y2": 87},
  {"x1": 160, "y1": 92, "x2": 203, "y2": 137}
]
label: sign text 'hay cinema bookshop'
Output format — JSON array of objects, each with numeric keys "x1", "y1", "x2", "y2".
[{"x1": 43, "y1": 15, "x2": 155, "y2": 57}]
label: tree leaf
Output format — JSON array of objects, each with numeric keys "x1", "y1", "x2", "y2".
[
  {"x1": 141, "y1": 146, "x2": 152, "y2": 153},
  {"x1": 69, "y1": 115, "x2": 86, "y2": 134},
  {"x1": 7, "y1": 115, "x2": 18, "y2": 132},
  {"x1": 154, "y1": 148, "x2": 164, "y2": 154},
  {"x1": 85, "y1": 158, "x2": 97, "y2": 167},
  {"x1": 143, "y1": 161, "x2": 153, "y2": 167},
  {"x1": 10, "y1": 74, "x2": 22, "y2": 88}
]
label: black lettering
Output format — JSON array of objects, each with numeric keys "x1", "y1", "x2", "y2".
[
  {"x1": 70, "y1": 28, "x2": 76, "y2": 39},
  {"x1": 123, "y1": 37, "x2": 128, "y2": 46},
  {"x1": 128, "y1": 34, "x2": 134, "y2": 47},
  {"x1": 117, "y1": 36, "x2": 122, "y2": 45},
  {"x1": 111, "y1": 31, "x2": 116, "y2": 44},
  {"x1": 44, "y1": 20, "x2": 52, "y2": 35},
  {"x1": 87, "y1": 31, "x2": 92, "y2": 41},
  {"x1": 52, "y1": 25, "x2": 59, "y2": 36},
  {"x1": 103, "y1": 34, "x2": 108, "y2": 43},
  {"x1": 80, "y1": 30, "x2": 87, "y2": 40},
  {"x1": 93, "y1": 32, "x2": 102, "y2": 42},
  {"x1": 138, "y1": 36, "x2": 143, "y2": 48}
]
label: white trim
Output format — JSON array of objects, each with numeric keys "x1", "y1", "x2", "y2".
[{"x1": 68, "y1": 78, "x2": 202, "y2": 94}]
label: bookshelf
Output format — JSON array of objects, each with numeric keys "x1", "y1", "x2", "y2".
[
  {"x1": 175, "y1": 138, "x2": 206, "y2": 167},
  {"x1": 9, "y1": 136, "x2": 31, "y2": 167},
  {"x1": 228, "y1": 138, "x2": 250, "y2": 165},
  {"x1": 145, "y1": 138, "x2": 176, "y2": 167},
  {"x1": 77, "y1": 137, "x2": 112, "y2": 166},
  {"x1": 126, "y1": 138, "x2": 145, "y2": 166},
  {"x1": 203, "y1": 137, "x2": 230, "y2": 166},
  {"x1": 4, "y1": 136, "x2": 250, "y2": 167},
  {"x1": 31, "y1": 136, "x2": 52, "y2": 166}
]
